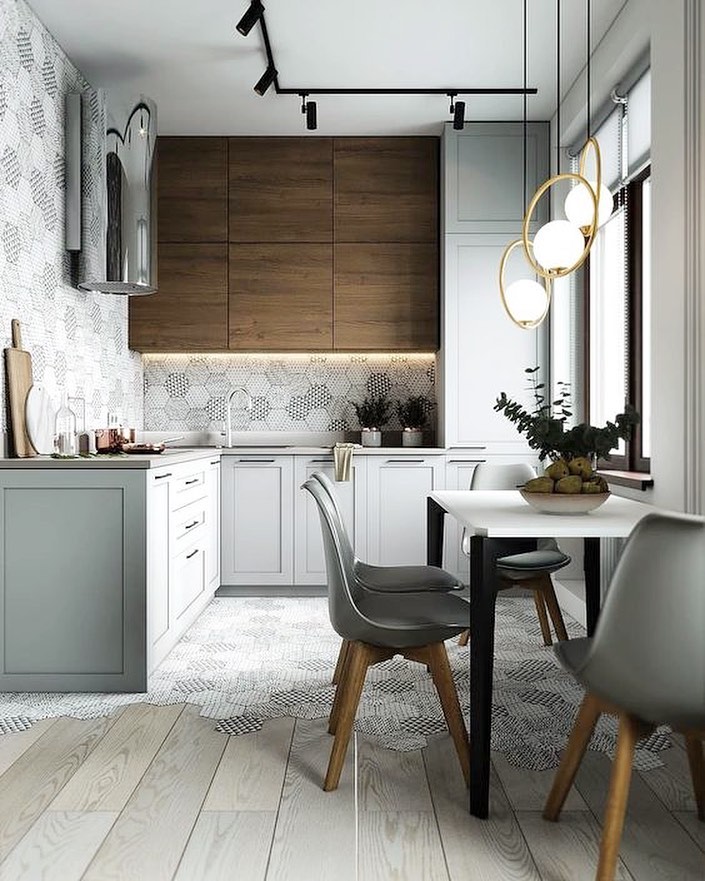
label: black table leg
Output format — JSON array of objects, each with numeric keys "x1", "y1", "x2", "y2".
[
  {"x1": 469, "y1": 534, "x2": 499, "y2": 819},
  {"x1": 426, "y1": 497, "x2": 446, "y2": 567},
  {"x1": 584, "y1": 537, "x2": 601, "y2": 636}
]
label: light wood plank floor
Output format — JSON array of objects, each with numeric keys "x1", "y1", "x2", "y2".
[{"x1": 0, "y1": 706, "x2": 702, "y2": 881}]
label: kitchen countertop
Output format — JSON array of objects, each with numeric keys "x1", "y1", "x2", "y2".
[{"x1": 0, "y1": 445, "x2": 459, "y2": 468}]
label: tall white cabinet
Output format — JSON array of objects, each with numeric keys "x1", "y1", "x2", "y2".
[{"x1": 439, "y1": 122, "x2": 550, "y2": 451}]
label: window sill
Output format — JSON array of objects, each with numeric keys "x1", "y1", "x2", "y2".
[{"x1": 598, "y1": 470, "x2": 654, "y2": 491}]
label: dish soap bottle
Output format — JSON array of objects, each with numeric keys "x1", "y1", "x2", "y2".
[{"x1": 54, "y1": 394, "x2": 77, "y2": 456}]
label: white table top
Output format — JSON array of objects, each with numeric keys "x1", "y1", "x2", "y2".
[{"x1": 429, "y1": 490, "x2": 660, "y2": 538}]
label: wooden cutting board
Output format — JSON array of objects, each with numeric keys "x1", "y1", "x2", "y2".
[{"x1": 4, "y1": 319, "x2": 36, "y2": 457}]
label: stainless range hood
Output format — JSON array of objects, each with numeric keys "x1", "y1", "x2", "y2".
[{"x1": 72, "y1": 90, "x2": 158, "y2": 296}]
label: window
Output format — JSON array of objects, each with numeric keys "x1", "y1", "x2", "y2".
[{"x1": 586, "y1": 168, "x2": 651, "y2": 471}]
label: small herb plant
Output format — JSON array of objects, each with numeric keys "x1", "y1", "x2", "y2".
[
  {"x1": 494, "y1": 367, "x2": 639, "y2": 461},
  {"x1": 397, "y1": 396, "x2": 434, "y2": 430},
  {"x1": 352, "y1": 395, "x2": 392, "y2": 430}
]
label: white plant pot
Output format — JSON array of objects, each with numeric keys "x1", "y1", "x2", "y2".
[
  {"x1": 401, "y1": 429, "x2": 423, "y2": 447},
  {"x1": 361, "y1": 429, "x2": 382, "y2": 447}
]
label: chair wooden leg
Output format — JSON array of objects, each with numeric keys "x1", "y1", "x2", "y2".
[
  {"x1": 685, "y1": 734, "x2": 705, "y2": 821},
  {"x1": 328, "y1": 659, "x2": 349, "y2": 736},
  {"x1": 425, "y1": 642, "x2": 471, "y2": 785},
  {"x1": 324, "y1": 642, "x2": 380, "y2": 792},
  {"x1": 596, "y1": 713, "x2": 642, "y2": 881},
  {"x1": 532, "y1": 590, "x2": 553, "y2": 646},
  {"x1": 332, "y1": 639, "x2": 351, "y2": 686},
  {"x1": 544, "y1": 692, "x2": 602, "y2": 821},
  {"x1": 541, "y1": 577, "x2": 569, "y2": 643},
  {"x1": 457, "y1": 630, "x2": 469, "y2": 647}
]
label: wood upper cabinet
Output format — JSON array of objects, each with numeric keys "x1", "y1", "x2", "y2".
[
  {"x1": 334, "y1": 138, "x2": 438, "y2": 242},
  {"x1": 129, "y1": 244, "x2": 228, "y2": 351},
  {"x1": 157, "y1": 138, "x2": 227, "y2": 242},
  {"x1": 334, "y1": 243, "x2": 438, "y2": 351},
  {"x1": 229, "y1": 138, "x2": 333, "y2": 242},
  {"x1": 229, "y1": 244, "x2": 332, "y2": 351}
]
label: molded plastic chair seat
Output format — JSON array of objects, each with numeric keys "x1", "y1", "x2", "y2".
[
  {"x1": 354, "y1": 590, "x2": 469, "y2": 648},
  {"x1": 544, "y1": 512, "x2": 705, "y2": 881},
  {"x1": 496, "y1": 548, "x2": 571, "y2": 580},
  {"x1": 355, "y1": 560, "x2": 463, "y2": 593}
]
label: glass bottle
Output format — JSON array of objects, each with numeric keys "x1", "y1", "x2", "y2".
[{"x1": 54, "y1": 393, "x2": 77, "y2": 456}]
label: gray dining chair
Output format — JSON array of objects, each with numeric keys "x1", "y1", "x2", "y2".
[
  {"x1": 309, "y1": 471, "x2": 463, "y2": 685},
  {"x1": 457, "y1": 461, "x2": 571, "y2": 647},
  {"x1": 544, "y1": 511, "x2": 705, "y2": 881},
  {"x1": 302, "y1": 476, "x2": 471, "y2": 792}
]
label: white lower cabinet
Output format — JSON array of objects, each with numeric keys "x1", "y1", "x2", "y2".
[
  {"x1": 221, "y1": 455, "x2": 294, "y2": 585},
  {"x1": 294, "y1": 456, "x2": 367, "y2": 584},
  {"x1": 365, "y1": 456, "x2": 445, "y2": 566},
  {"x1": 147, "y1": 457, "x2": 221, "y2": 673},
  {"x1": 443, "y1": 455, "x2": 486, "y2": 581}
]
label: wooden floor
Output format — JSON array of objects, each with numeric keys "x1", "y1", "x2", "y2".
[{"x1": 0, "y1": 705, "x2": 702, "y2": 880}]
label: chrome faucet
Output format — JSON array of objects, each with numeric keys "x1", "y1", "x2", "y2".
[{"x1": 224, "y1": 387, "x2": 252, "y2": 447}]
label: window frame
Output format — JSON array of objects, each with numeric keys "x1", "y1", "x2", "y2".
[{"x1": 584, "y1": 165, "x2": 651, "y2": 473}]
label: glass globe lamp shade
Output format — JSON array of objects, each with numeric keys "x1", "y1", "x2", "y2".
[
  {"x1": 564, "y1": 179, "x2": 613, "y2": 231},
  {"x1": 503, "y1": 278, "x2": 550, "y2": 327},
  {"x1": 533, "y1": 220, "x2": 585, "y2": 273}
]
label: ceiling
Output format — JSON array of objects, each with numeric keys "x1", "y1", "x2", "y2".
[{"x1": 28, "y1": 0, "x2": 627, "y2": 135}]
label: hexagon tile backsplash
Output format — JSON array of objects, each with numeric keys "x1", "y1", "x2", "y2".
[
  {"x1": 143, "y1": 354, "x2": 437, "y2": 433},
  {"x1": 0, "y1": 0, "x2": 143, "y2": 443}
]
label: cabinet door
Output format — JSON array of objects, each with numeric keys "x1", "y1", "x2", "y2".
[
  {"x1": 129, "y1": 244, "x2": 228, "y2": 351},
  {"x1": 229, "y1": 137, "x2": 333, "y2": 242},
  {"x1": 443, "y1": 122, "x2": 549, "y2": 234},
  {"x1": 366, "y1": 456, "x2": 445, "y2": 566},
  {"x1": 442, "y1": 234, "x2": 543, "y2": 450},
  {"x1": 229, "y1": 244, "x2": 332, "y2": 351},
  {"x1": 334, "y1": 243, "x2": 438, "y2": 351},
  {"x1": 205, "y1": 461, "x2": 221, "y2": 591},
  {"x1": 293, "y1": 456, "x2": 367, "y2": 584},
  {"x1": 221, "y1": 456, "x2": 294, "y2": 585},
  {"x1": 147, "y1": 475, "x2": 171, "y2": 664},
  {"x1": 158, "y1": 137, "x2": 227, "y2": 242},
  {"x1": 334, "y1": 138, "x2": 438, "y2": 242},
  {"x1": 442, "y1": 457, "x2": 486, "y2": 581}
]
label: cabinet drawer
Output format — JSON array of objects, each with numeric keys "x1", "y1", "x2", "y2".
[
  {"x1": 170, "y1": 500, "x2": 208, "y2": 553},
  {"x1": 170, "y1": 468, "x2": 208, "y2": 511},
  {"x1": 173, "y1": 544, "x2": 207, "y2": 621}
]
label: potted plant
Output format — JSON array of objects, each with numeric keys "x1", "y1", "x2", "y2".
[
  {"x1": 352, "y1": 395, "x2": 392, "y2": 447},
  {"x1": 494, "y1": 367, "x2": 639, "y2": 509},
  {"x1": 397, "y1": 395, "x2": 434, "y2": 447}
]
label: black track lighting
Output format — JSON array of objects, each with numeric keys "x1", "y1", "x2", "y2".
[
  {"x1": 254, "y1": 64, "x2": 277, "y2": 96},
  {"x1": 236, "y1": 0, "x2": 263, "y2": 36},
  {"x1": 453, "y1": 100, "x2": 466, "y2": 130},
  {"x1": 306, "y1": 101, "x2": 317, "y2": 130}
]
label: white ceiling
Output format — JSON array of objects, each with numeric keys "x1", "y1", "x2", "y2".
[{"x1": 28, "y1": 0, "x2": 627, "y2": 135}]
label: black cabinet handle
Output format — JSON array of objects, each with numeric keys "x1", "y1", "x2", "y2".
[
  {"x1": 186, "y1": 549, "x2": 198, "y2": 560},
  {"x1": 210, "y1": 460, "x2": 219, "y2": 465},
  {"x1": 185, "y1": 520, "x2": 199, "y2": 530},
  {"x1": 386, "y1": 459, "x2": 424, "y2": 464},
  {"x1": 238, "y1": 459, "x2": 275, "y2": 463},
  {"x1": 448, "y1": 459, "x2": 486, "y2": 464},
  {"x1": 154, "y1": 472, "x2": 173, "y2": 480},
  {"x1": 184, "y1": 478, "x2": 199, "y2": 485}
]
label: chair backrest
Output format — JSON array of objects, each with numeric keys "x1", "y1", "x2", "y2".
[
  {"x1": 470, "y1": 461, "x2": 537, "y2": 490},
  {"x1": 586, "y1": 511, "x2": 705, "y2": 726},
  {"x1": 301, "y1": 477, "x2": 367, "y2": 641},
  {"x1": 308, "y1": 471, "x2": 356, "y2": 571}
]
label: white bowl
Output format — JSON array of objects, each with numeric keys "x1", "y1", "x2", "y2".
[{"x1": 519, "y1": 489, "x2": 611, "y2": 515}]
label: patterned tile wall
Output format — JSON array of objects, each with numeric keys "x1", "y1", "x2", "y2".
[
  {"x1": 0, "y1": 0, "x2": 143, "y2": 441},
  {"x1": 143, "y1": 354, "x2": 437, "y2": 433}
]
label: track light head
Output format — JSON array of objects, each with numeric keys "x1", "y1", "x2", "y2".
[
  {"x1": 306, "y1": 100, "x2": 317, "y2": 131},
  {"x1": 254, "y1": 64, "x2": 277, "y2": 96},
  {"x1": 236, "y1": 0, "x2": 263, "y2": 36},
  {"x1": 453, "y1": 99, "x2": 466, "y2": 130}
]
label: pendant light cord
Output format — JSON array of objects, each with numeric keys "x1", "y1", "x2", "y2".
[
  {"x1": 586, "y1": 0, "x2": 591, "y2": 140},
  {"x1": 556, "y1": 0, "x2": 561, "y2": 173},
  {"x1": 523, "y1": 0, "x2": 527, "y2": 205}
]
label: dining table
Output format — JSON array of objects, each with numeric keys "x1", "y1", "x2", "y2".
[{"x1": 426, "y1": 489, "x2": 659, "y2": 818}]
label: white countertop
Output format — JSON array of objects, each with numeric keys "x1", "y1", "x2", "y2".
[{"x1": 0, "y1": 445, "x2": 452, "y2": 468}]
